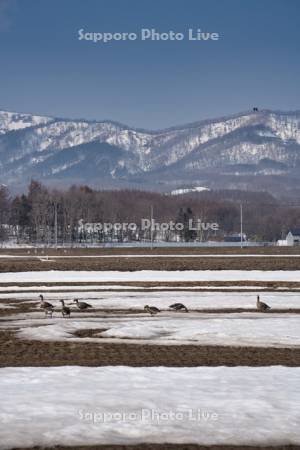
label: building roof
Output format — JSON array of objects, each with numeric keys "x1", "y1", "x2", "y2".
[{"x1": 288, "y1": 228, "x2": 300, "y2": 236}]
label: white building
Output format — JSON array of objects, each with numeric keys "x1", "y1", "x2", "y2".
[
  {"x1": 277, "y1": 239, "x2": 288, "y2": 246},
  {"x1": 286, "y1": 229, "x2": 300, "y2": 246}
]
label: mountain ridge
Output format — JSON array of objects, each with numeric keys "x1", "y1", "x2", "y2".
[
  {"x1": 2, "y1": 106, "x2": 300, "y2": 133},
  {"x1": 0, "y1": 108, "x2": 299, "y2": 197}
]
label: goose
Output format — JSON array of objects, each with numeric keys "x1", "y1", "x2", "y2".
[
  {"x1": 39, "y1": 294, "x2": 54, "y2": 318},
  {"x1": 72, "y1": 299, "x2": 93, "y2": 310},
  {"x1": 256, "y1": 295, "x2": 270, "y2": 312},
  {"x1": 59, "y1": 299, "x2": 71, "y2": 318},
  {"x1": 144, "y1": 305, "x2": 160, "y2": 315},
  {"x1": 169, "y1": 303, "x2": 189, "y2": 312}
]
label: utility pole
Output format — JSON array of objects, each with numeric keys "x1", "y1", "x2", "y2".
[
  {"x1": 54, "y1": 202, "x2": 58, "y2": 249},
  {"x1": 240, "y1": 203, "x2": 243, "y2": 249},
  {"x1": 150, "y1": 205, "x2": 154, "y2": 250}
]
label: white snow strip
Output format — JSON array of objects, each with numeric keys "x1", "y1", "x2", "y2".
[
  {"x1": 0, "y1": 366, "x2": 299, "y2": 449},
  {"x1": 2, "y1": 311, "x2": 300, "y2": 347},
  {"x1": 0, "y1": 285, "x2": 269, "y2": 293},
  {"x1": 1, "y1": 270, "x2": 300, "y2": 283}
]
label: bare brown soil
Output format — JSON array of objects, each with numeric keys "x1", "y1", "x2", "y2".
[
  {"x1": 0, "y1": 300, "x2": 36, "y2": 317},
  {"x1": 10, "y1": 445, "x2": 300, "y2": 450},
  {"x1": 2, "y1": 280, "x2": 300, "y2": 290},
  {"x1": 2, "y1": 256, "x2": 300, "y2": 271},
  {"x1": 1, "y1": 246, "x2": 300, "y2": 256},
  {"x1": 73, "y1": 328, "x2": 108, "y2": 338},
  {"x1": 0, "y1": 245, "x2": 300, "y2": 272},
  {"x1": 1, "y1": 328, "x2": 300, "y2": 367}
]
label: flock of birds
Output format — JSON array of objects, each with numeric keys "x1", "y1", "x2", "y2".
[
  {"x1": 39, "y1": 294, "x2": 92, "y2": 318},
  {"x1": 144, "y1": 303, "x2": 189, "y2": 315},
  {"x1": 39, "y1": 294, "x2": 271, "y2": 318},
  {"x1": 144, "y1": 296, "x2": 271, "y2": 315}
]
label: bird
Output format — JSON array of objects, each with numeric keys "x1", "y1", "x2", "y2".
[
  {"x1": 169, "y1": 303, "x2": 189, "y2": 312},
  {"x1": 144, "y1": 305, "x2": 160, "y2": 315},
  {"x1": 39, "y1": 294, "x2": 54, "y2": 318},
  {"x1": 256, "y1": 295, "x2": 270, "y2": 312},
  {"x1": 72, "y1": 299, "x2": 93, "y2": 310},
  {"x1": 59, "y1": 299, "x2": 71, "y2": 318}
]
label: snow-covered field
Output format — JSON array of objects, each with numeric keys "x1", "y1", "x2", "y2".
[
  {"x1": 0, "y1": 366, "x2": 299, "y2": 449},
  {"x1": 2, "y1": 269, "x2": 300, "y2": 283},
  {"x1": 1, "y1": 270, "x2": 299, "y2": 448},
  {"x1": 1, "y1": 311, "x2": 299, "y2": 347}
]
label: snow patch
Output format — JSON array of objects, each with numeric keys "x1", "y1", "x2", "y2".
[
  {"x1": 0, "y1": 366, "x2": 299, "y2": 449},
  {"x1": 2, "y1": 270, "x2": 300, "y2": 283},
  {"x1": 170, "y1": 186, "x2": 210, "y2": 195}
]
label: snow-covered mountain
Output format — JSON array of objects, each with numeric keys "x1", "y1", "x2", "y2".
[{"x1": 0, "y1": 109, "x2": 299, "y2": 195}]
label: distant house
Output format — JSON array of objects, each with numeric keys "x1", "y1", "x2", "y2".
[
  {"x1": 224, "y1": 233, "x2": 247, "y2": 243},
  {"x1": 286, "y1": 229, "x2": 300, "y2": 246}
]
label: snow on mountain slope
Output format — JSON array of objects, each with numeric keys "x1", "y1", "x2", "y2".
[
  {"x1": 0, "y1": 109, "x2": 299, "y2": 192},
  {"x1": 0, "y1": 110, "x2": 52, "y2": 134},
  {"x1": 266, "y1": 112, "x2": 300, "y2": 143},
  {"x1": 170, "y1": 186, "x2": 210, "y2": 195}
]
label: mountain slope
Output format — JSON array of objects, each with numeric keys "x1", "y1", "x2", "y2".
[{"x1": 0, "y1": 109, "x2": 299, "y2": 195}]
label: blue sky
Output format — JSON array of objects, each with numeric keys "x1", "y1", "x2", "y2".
[{"x1": 0, "y1": 0, "x2": 299, "y2": 129}]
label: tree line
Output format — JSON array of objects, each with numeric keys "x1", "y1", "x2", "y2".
[{"x1": 0, "y1": 181, "x2": 300, "y2": 244}]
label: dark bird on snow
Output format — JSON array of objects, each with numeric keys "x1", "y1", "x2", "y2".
[
  {"x1": 169, "y1": 303, "x2": 189, "y2": 312},
  {"x1": 73, "y1": 299, "x2": 93, "y2": 310},
  {"x1": 144, "y1": 305, "x2": 160, "y2": 315},
  {"x1": 39, "y1": 294, "x2": 54, "y2": 318},
  {"x1": 256, "y1": 295, "x2": 270, "y2": 312},
  {"x1": 59, "y1": 299, "x2": 71, "y2": 318}
]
